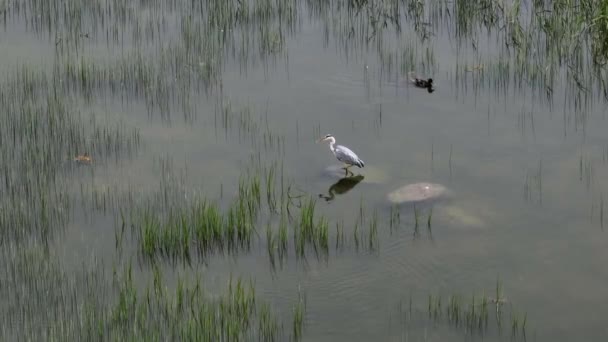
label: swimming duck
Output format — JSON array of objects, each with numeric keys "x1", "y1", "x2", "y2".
[{"x1": 408, "y1": 72, "x2": 435, "y2": 93}]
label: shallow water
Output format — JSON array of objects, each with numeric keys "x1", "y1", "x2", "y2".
[{"x1": 2, "y1": 1, "x2": 608, "y2": 341}]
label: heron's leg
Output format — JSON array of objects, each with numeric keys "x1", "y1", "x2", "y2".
[
  {"x1": 342, "y1": 164, "x2": 350, "y2": 176},
  {"x1": 344, "y1": 164, "x2": 354, "y2": 176}
]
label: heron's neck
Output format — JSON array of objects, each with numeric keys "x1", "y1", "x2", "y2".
[{"x1": 328, "y1": 141, "x2": 336, "y2": 152}]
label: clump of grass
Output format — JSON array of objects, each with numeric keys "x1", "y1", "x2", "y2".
[
  {"x1": 8, "y1": 0, "x2": 302, "y2": 120},
  {"x1": 294, "y1": 197, "x2": 329, "y2": 259},
  {"x1": 422, "y1": 277, "x2": 526, "y2": 339},
  {"x1": 335, "y1": 220, "x2": 345, "y2": 251},
  {"x1": 259, "y1": 302, "x2": 280, "y2": 341},
  {"x1": 266, "y1": 223, "x2": 277, "y2": 269},
  {"x1": 447, "y1": 293, "x2": 462, "y2": 325},
  {"x1": 368, "y1": 209, "x2": 379, "y2": 251},
  {"x1": 1, "y1": 244, "x2": 302, "y2": 340},
  {"x1": 127, "y1": 155, "x2": 369, "y2": 265},
  {"x1": 265, "y1": 163, "x2": 277, "y2": 212},
  {"x1": 585, "y1": 1, "x2": 608, "y2": 64},
  {"x1": 216, "y1": 101, "x2": 285, "y2": 154},
  {"x1": 344, "y1": 200, "x2": 381, "y2": 252},
  {"x1": 413, "y1": 206, "x2": 421, "y2": 238},
  {"x1": 510, "y1": 309, "x2": 527, "y2": 339},
  {"x1": 0, "y1": 64, "x2": 140, "y2": 243},
  {"x1": 0, "y1": 245, "x2": 106, "y2": 341},
  {"x1": 428, "y1": 294, "x2": 442, "y2": 319},
  {"x1": 278, "y1": 209, "x2": 289, "y2": 258},
  {"x1": 353, "y1": 221, "x2": 360, "y2": 251},
  {"x1": 132, "y1": 172, "x2": 264, "y2": 262},
  {"x1": 292, "y1": 287, "x2": 306, "y2": 341},
  {"x1": 389, "y1": 204, "x2": 400, "y2": 234},
  {"x1": 523, "y1": 160, "x2": 543, "y2": 204},
  {"x1": 107, "y1": 265, "x2": 295, "y2": 341},
  {"x1": 579, "y1": 153, "x2": 594, "y2": 191}
]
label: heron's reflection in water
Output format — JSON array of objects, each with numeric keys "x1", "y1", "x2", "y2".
[{"x1": 319, "y1": 175, "x2": 365, "y2": 202}]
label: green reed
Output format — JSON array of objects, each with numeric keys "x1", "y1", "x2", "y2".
[
  {"x1": 368, "y1": 209, "x2": 379, "y2": 251},
  {"x1": 104, "y1": 265, "x2": 296, "y2": 341},
  {"x1": 0, "y1": 64, "x2": 140, "y2": 244},
  {"x1": 292, "y1": 287, "x2": 306, "y2": 341},
  {"x1": 295, "y1": 197, "x2": 329, "y2": 258},
  {"x1": 389, "y1": 204, "x2": 400, "y2": 234},
  {"x1": 420, "y1": 276, "x2": 529, "y2": 339},
  {"x1": 335, "y1": 220, "x2": 345, "y2": 250},
  {"x1": 132, "y1": 173, "x2": 263, "y2": 262},
  {"x1": 266, "y1": 223, "x2": 277, "y2": 269}
]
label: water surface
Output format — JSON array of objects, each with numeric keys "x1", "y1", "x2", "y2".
[{"x1": 2, "y1": 1, "x2": 608, "y2": 341}]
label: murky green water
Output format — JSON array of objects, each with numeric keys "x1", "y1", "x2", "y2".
[{"x1": 2, "y1": 1, "x2": 608, "y2": 341}]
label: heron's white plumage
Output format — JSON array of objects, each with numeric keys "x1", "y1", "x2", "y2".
[
  {"x1": 333, "y1": 145, "x2": 364, "y2": 167},
  {"x1": 319, "y1": 134, "x2": 364, "y2": 168}
]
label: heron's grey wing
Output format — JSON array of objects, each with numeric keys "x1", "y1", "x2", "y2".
[{"x1": 335, "y1": 145, "x2": 364, "y2": 167}]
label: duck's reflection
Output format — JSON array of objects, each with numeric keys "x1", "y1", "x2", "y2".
[{"x1": 319, "y1": 175, "x2": 364, "y2": 202}]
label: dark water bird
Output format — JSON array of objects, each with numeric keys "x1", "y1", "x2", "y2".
[
  {"x1": 319, "y1": 175, "x2": 365, "y2": 202},
  {"x1": 408, "y1": 71, "x2": 435, "y2": 93},
  {"x1": 316, "y1": 134, "x2": 365, "y2": 176}
]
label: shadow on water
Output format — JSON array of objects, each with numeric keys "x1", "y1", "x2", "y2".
[{"x1": 318, "y1": 175, "x2": 365, "y2": 202}]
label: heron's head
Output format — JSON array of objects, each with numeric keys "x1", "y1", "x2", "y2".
[{"x1": 316, "y1": 134, "x2": 335, "y2": 144}]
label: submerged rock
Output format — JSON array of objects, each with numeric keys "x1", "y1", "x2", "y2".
[
  {"x1": 440, "y1": 205, "x2": 484, "y2": 228},
  {"x1": 387, "y1": 182, "x2": 449, "y2": 204}
]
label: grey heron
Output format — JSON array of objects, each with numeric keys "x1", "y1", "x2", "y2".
[{"x1": 316, "y1": 134, "x2": 365, "y2": 176}]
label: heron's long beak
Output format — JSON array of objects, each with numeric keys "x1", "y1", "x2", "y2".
[{"x1": 316, "y1": 137, "x2": 325, "y2": 143}]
